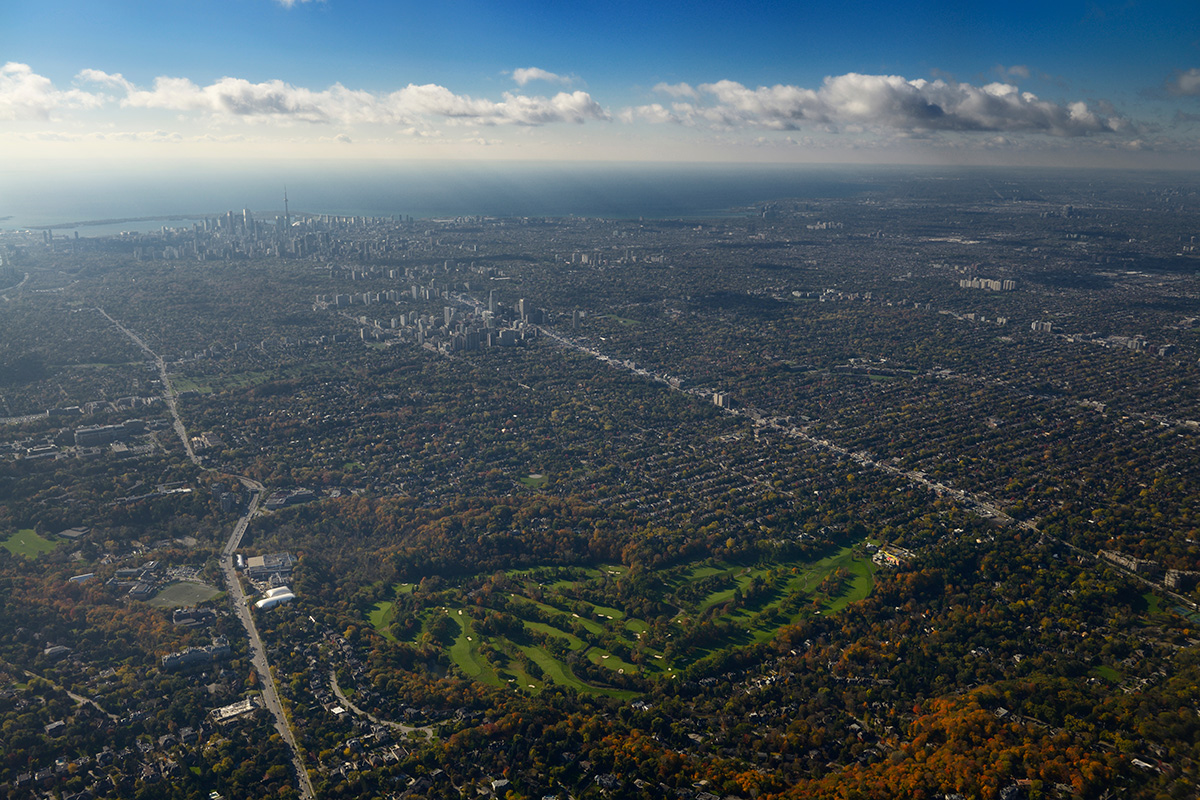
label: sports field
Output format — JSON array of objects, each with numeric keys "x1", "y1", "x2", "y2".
[
  {"x1": 148, "y1": 581, "x2": 222, "y2": 608},
  {"x1": 3, "y1": 529, "x2": 56, "y2": 559}
]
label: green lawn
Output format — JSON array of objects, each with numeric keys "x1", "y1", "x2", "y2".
[
  {"x1": 3, "y1": 529, "x2": 56, "y2": 559},
  {"x1": 368, "y1": 602, "x2": 397, "y2": 641},
  {"x1": 518, "y1": 644, "x2": 586, "y2": 691},
  {"x1": 592, "y1": 604, "x2": 626, "y2": 621},
  {"x1": 519, "y1": 473, "x2": 549, "y2": 489},
  {"x1": 446, "y1": 611, "x2": 501, "y2": 686},
  {"x1": 1142, "y1": 591, "x2": 1163, "y2": 616},
  {"x1": 516, "y1": 597, "x2": 606, "y2": 635},
  {"x1": 524, "y1": 621, "x2": 587, "y2": 651},
  {"x1": 824, "y1": 557, "x2": 876, "y2": 614},
  {"x1": 171, "y1": 367, "x2": 303, "y2": 396},
  {"x1": 696, "y1": 567, "x2": 773, "y2": 614},
  {"x1": 148, "y1": 582, "x2": 222, "y2": 608},
  {"x1": 587, "y1": 648, "x2": 639, "y2": 674},
  {"x1": 170, "y1": 376, "x2": 213, "y2": 394},
  {"x1": 604, "y1": 315, "x2": 640, "y2": 326},
  {"x1": 369, "y1": 544, "x2": 876, "y2": 697}
]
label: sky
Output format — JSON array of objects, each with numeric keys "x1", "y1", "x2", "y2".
[{"x1": 3, "y1": 0, "x2": 1200, "y2": 170}]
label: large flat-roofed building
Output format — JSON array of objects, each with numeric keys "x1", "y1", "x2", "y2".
[{"x1": 245, "y1": 552, "x2": 298, "y2": 580}]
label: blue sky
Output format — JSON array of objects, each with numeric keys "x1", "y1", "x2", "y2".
[{"x1": 3, "y1": 0, "x2": 1200, "y2": 168}]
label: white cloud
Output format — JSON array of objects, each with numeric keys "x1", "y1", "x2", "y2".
[
  {"x1": 3, "y1": 62, "x2": 1136, "y2": 152},
  {"x1": 389, "y1": 85, "x2": 606, "y2": 125},
  {"x1": 73, "y1": 72, "x2": 608, "y2": 127},
  {"x1": 644, "y1": 73, "x2": 1123, "y2": 136},
  {"x1": 1166, "y1": 68, "x2": 1200, "y2": 97},
  {"x1": 0, "y1": 62, "x2": 105, "y2": 120},
  {"x1": 76, "y1": 68, "x2": 134, "y2": 92},
  {"x1": 621, "y1": 103, "x2": 679, "y2": 124},
  {"x1": 510, "y1": 67, "x2": 571, "y2": 87},
  {"x1": 653, "y1": 82, "x2": 698, "y2": 98},
  {"x1": 122, "y1": 76, "x2": 385, "y2": 124}
]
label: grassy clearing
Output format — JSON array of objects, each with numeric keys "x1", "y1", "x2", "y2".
[
  {"x1": 171, "y1": 367, "x2": 303, "y2": 396},
  {"x1": 148, "y1": 582, "x2": 222, "y2": 608},
  {"x1": 696, "y1": 567, "x2": 773, "y2": 614},
  {"x1": 519, "y1": 644, "x2": 584, "y2": 691},
  {"x1": 3, "y1": 529, "x2": 56, "y2": 559},
  {"x1": 1142, "y1": 591, "x2": 1163, "y2": 616},
  {"x1": 605, "y1": 315, "x2": 640, "y2": 327},
  {"x1": 447, "y1": 611, "x2": 501, "y2": 686},
  {"x1": 519, "y1": 596, "x2": 570, "y2": 616},
  {"x1": 592, "y1": 604, "x2": 626, "y2": 621},
  {"x1": 517, "y1": 597, "x2": 606, "y2": 635},
  {"x1": 587, "y1": 648, "x2": 639, "y2": 674},
  {"x1": 685, "y1": 547, "x2": 875, "y2": 653},
  {"x1": 624, "y1": 619, "x2": 649, "y2": 635},
  {"x1": 519, "y1": 473, "x2": 549, "y2": 489},
  {"x1": 368, "y1": 602, "x2": 397, "y2": 641},
  {"x1": 824, "y1": 558, "x2": 876, "y2": 614},
  {"x1": 1093, "y1": 665, "x2": 1122, "y2": 683},
  {"x1": 170, "y1": 376, "x2": 213, "y2": 394},
  {"x1": 367, "y1": 544, "x2": 875, "y2": 698},
  {"x1": 524, "y1": 621, "x2": 586, "y2": 651}
]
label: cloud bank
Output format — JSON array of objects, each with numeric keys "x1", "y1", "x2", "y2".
[
  {"x1": 0, "y1": 62, "x2": 1152, "y2": 153},
  {"x1": 627, "y1": 74, "x2": 1125, "y2": 136},
  {"x1": 0, "y1": 64, "x2": 609, "y2": 128}
]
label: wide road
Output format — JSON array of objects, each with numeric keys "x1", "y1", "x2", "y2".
[
  {"x1": 100, "y1": 308, "x2": 313, "y2": 799},
  {"x1": 221, "y1": 486, "x2": 315, "y2": 800},
  {"x1": 96, "y1": 307, "x2": 197, "y2": 465}
]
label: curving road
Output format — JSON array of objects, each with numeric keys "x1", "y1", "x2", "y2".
[{"x1": 329, "y1": 669, "x2": 434, "y2": 738}]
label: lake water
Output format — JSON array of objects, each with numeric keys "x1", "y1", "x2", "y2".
[
  {"x1": 0, "y1": 161, "x2": 875, "y2": 235},
  {"x1": 5, "y1": 162, "x2": 1191, "y2": 237}
]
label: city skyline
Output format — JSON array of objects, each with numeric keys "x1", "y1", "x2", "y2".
[{"x1": 2, "y1": 0, "x2": 1200, "y2": 170}]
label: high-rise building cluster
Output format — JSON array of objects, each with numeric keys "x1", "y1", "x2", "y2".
[{"x1": 959, "y1": 276, "x2": 1016, "y2": 291}]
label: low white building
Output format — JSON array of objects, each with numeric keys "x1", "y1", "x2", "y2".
[{"x1": 255, "y1": 585, "x2": 296, "y2": 610}]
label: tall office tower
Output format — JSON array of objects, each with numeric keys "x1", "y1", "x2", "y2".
[
  {"x1": 444, "y1": 306, "x2": 454, "y2": 327},
  {"x1": 518, "y1": 298, "x2": 527, "y2": 319},
  {"x1": 489, "y1": 290, "x2": 496, "y2": 315},
  {"x1": 283, "y1": 188, "x2": 290, "y2": 229},
  {"x1": 243, "y1": 209, "x2": 252, "y2": 231}
]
